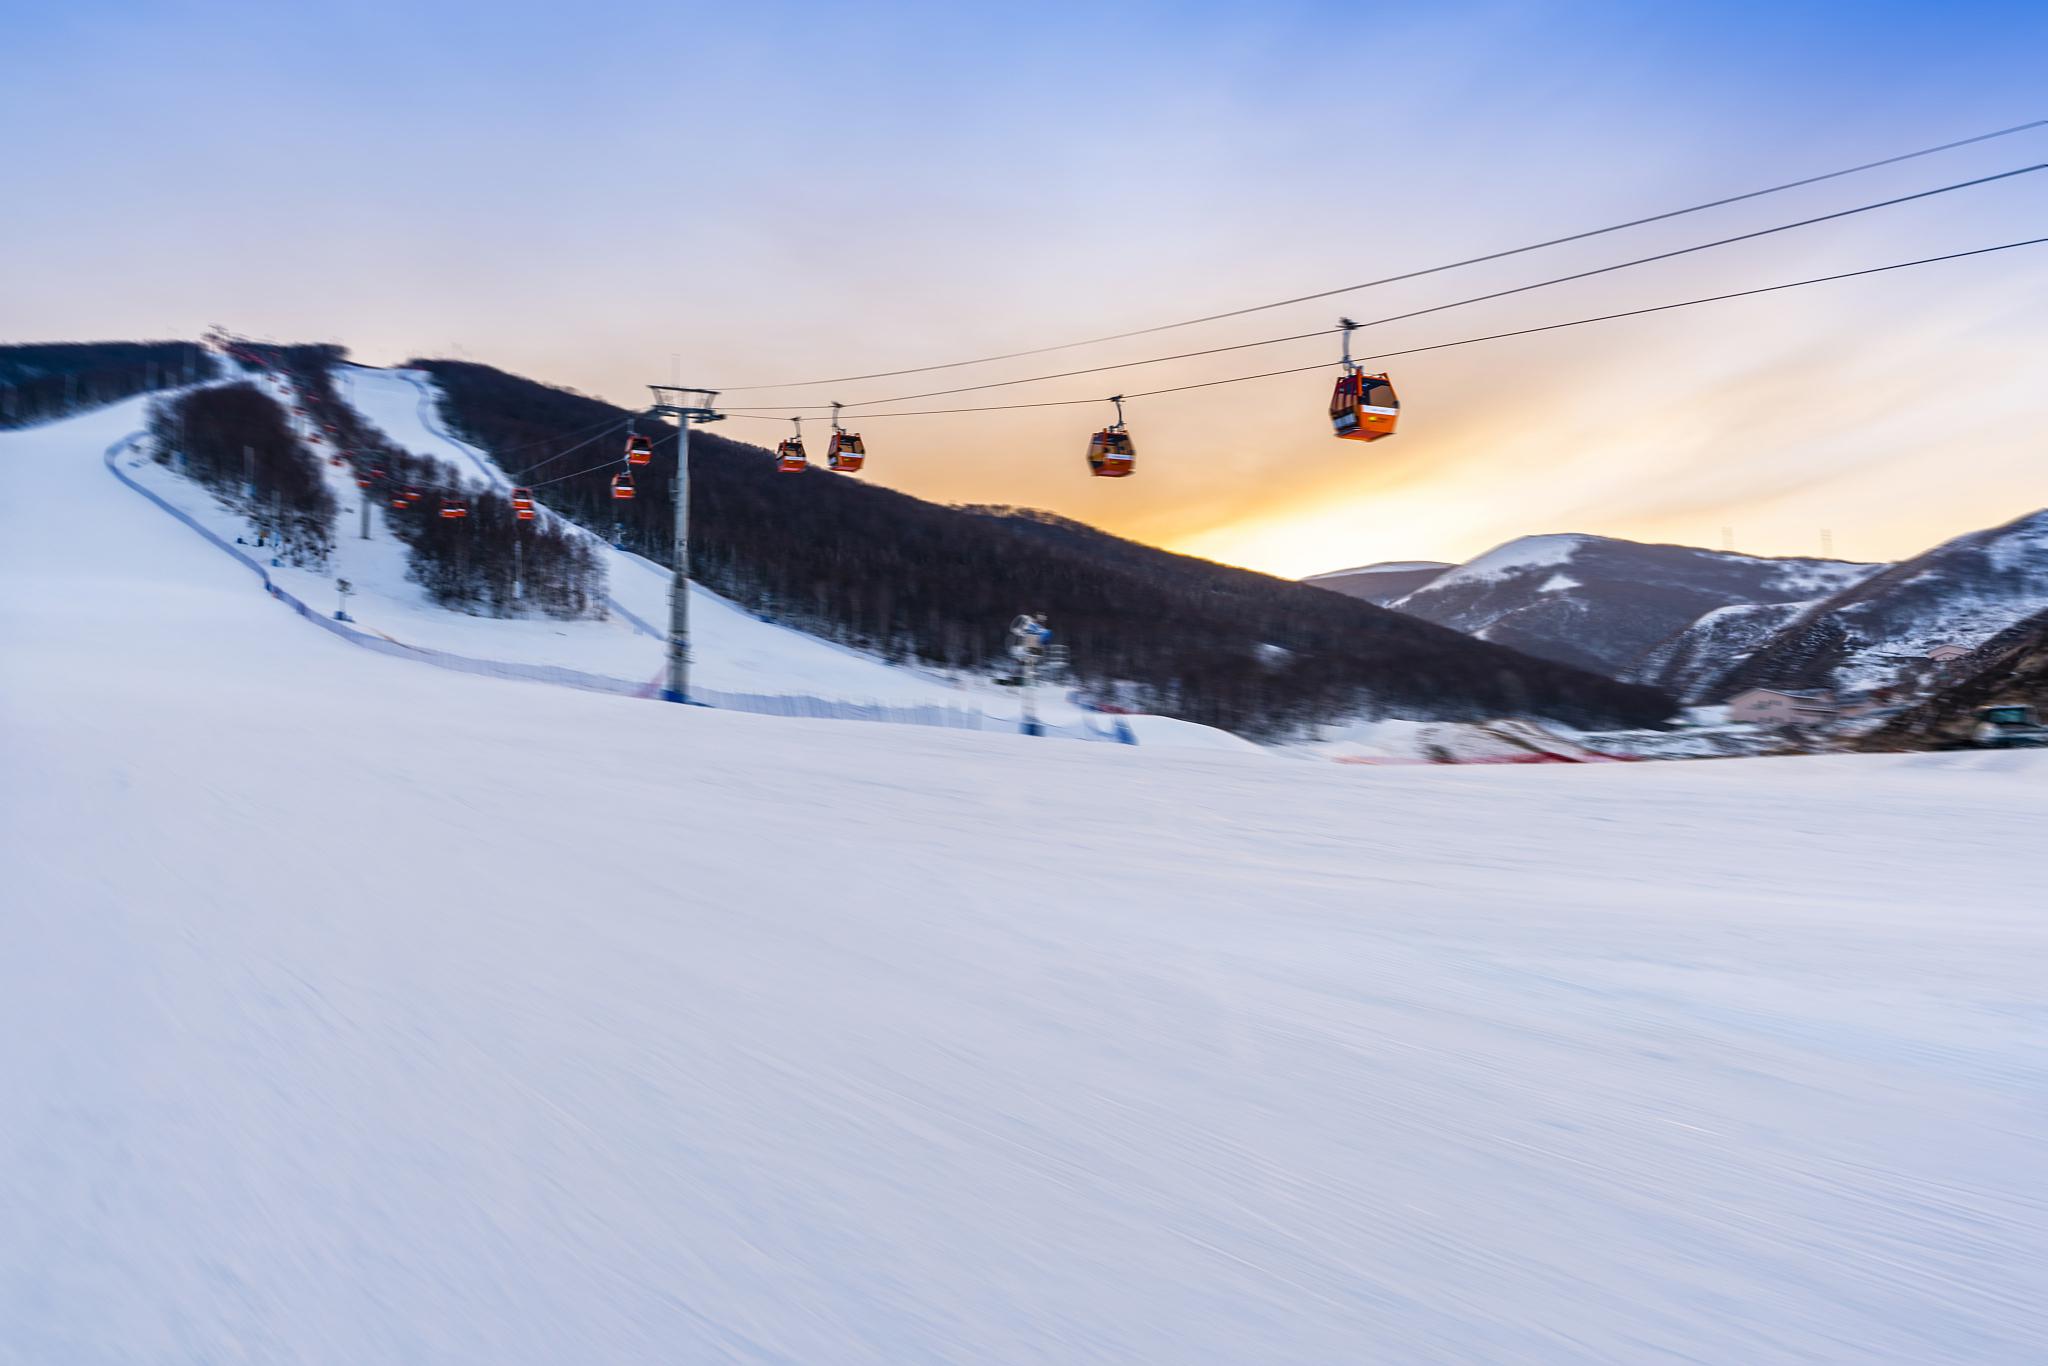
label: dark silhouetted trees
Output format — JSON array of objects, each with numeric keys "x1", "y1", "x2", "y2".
[
  {"x1": 148, "y1": 383, "x2": 335, "y2": 567},
  {"x1": 2, "y1": 342, "x2": 216, "y2": 428}
]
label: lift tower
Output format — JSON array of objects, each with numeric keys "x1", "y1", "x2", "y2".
[{"x1": 647, "y1": 385, "x2": 722, "y2": 704}]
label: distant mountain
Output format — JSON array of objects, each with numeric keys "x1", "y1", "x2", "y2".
[
  {"x1": 1376, "y1": 533, "x2": 1879, "y2": 678},
  {"x1": 1861, "y1": 606, "x2": 2048, "y2": 750},
  {"x1": 1704, "y1": 509, "x2": 2048, "y2": 701},
  {"x1": 1634, "y1": 600, "x2": 1825, "y2": 701},
  {"x1": 410, "y1": 359, "x2": 1676, "y2": 738},
  {"x1": 1303, "y1": 561, "x2": 1452, "y2": 605}
]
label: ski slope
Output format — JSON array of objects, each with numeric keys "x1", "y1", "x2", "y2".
[
  {"x1": 317, "y1": 362, "x2": 1227, "y2": 744},
  {"x1": 117, "y1": 360, "x2": 1144, "y2": 723},
  {"x1": 5, "y1": 395, "x2": 2046, "y2": 1364}
]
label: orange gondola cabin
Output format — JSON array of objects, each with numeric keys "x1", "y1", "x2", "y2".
[
  {"x1": 509, "y1": 486, "x2": 535, "y2": 511},
  {"x1": 1086, "y1": 426, "x2": 1136, "y2": 478},
  {"x1": 776, "y1": 436, "x2": 808, "y2": 473},
  {"x1": 826, "y1": 429, "x2": 865, "y2": 473},
  {"x1": 1331, "y1": 371, "x2": 1399, "y2": 442},
  {"x1": 440, "y1": 497, "x2": 468, "y2": 520},
  {"x1": 624, "y1": 434, "x2": 653, "y2": 466},
  {"x1": 823, "y1": 404, "x2": 866, "y2": 474},
  {"x1": 611, "y1": 471, "x2": 636, "y2": 500}
]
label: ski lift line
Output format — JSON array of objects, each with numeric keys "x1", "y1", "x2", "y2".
[
  {"x1": 507, "y1": 418, "x2": 634, "y2": 479},
  {"x1": 714, "y1": 161, "x2": 2048, "y2": 416},
  {"x1": 496, "y1": 418, "x2": 677, "y2": 480},
  {"x1": 516, "y1": 426, "x2": 688, "y2": 491},
  {"x1": 461, "y1": 410, "x2": 627, "y2": 461},
  {"x1": 525, "y1": 450, "x2": 649, "y2": 491},
  {"x1": 713, "y1": 118, "x2": 2048, "y2": 392},
  {"x1": 714, "y1": 236, "x2": 2048, "y2": 421}
]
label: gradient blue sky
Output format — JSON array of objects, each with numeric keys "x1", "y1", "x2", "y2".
[{"x1": 5, "y1": 0, "x2": 2044, "y2": 574}]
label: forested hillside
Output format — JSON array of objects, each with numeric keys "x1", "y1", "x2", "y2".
[
  {"x1": 416, "y1": 359, "x2": 1674, "y2": 736},
  {"x1": 146, "y1": 383, "x2": 334, "y2": 567},
  {"x1": 1, "y1": 341, "x2": 215, "y2": 428}
]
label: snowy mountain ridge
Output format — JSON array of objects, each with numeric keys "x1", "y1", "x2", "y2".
[
  {"x1": 1374, "y1": 532, "x2": 1883, "y2": 679},
  {"x1": 1302, "y1": 559, "x2": 1452, "y2": 580},
  {"x1": 1299, "y1": 560, "x2": 1453, "y2": 605},
  {"x1": 1702, "y1": 507, "x2": 2048, "y2": 700},
  {"x1": 1412, "y1": 532, "x2": 1595, "y2": 590},
  {"x1": 1633, "y1": 599, "x2": 1823, "y2": 700}
]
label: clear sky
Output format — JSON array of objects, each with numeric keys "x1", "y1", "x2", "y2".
[{"x1": 5, "y1": 0, "x2": 2044, "y2": 576}]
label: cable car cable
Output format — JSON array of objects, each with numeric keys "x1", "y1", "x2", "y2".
[
  {"x1": 525, "y1": 451, "x2": 654, "y2": 491},
  {"x1": 460, "y1": 410, "x2": 626, "y2": 460},
  {"x1": 714, "y1": 118, "x2": 2048, "y2": 391},
  {"x1": 715, "y1": 235, "x2": 2047, "y2": 420},
  {"x1": 474, "y1": 425, "x2": 680, "y2": 492},
  {"x1": 722, "y1": 161, "x2": 2047, "y2": 414},
  {"x1": 507, "y1": 419, "x2": 633, "y2": 479}
]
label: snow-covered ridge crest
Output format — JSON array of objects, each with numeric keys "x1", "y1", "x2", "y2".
[
  {"x1": 1302, "y1": 559, "x2": 1452, "y2": 580},
  {"x1": 1376, "y1": 531, "x2": 1883, "y2": 680},
  {"x1": 1706, "y1": 506, "x2": 2048, "y2": 699},
  {"x1": 1419, "y1": 532, "x2": 1592, "y2": 589}
]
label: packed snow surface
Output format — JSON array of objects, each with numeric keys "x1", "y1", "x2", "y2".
[{"x1": 5, "y1": 396, "x2": 2046, "y2": 1363}]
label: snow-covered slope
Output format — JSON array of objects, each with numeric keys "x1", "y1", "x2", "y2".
[
  {"x1": 1299, "y1": 559, "x2": 1451, "y2": 605},
  {"x1": 1386, "y1": 533, "x2": 1882, "y2": 677},
  {"x1": 6, "y1": 398, "x2": 2046, "y2": 1363},
  {"x1": 1708, "y1": 508, "x2": 2048, "y2": 699},
  {"x1": 1632, "y1": 598, "x2": 1823, "y2": 701},
  {"x1": 326, "y1": 363, "x2": 976, "y2": 702},
  {"x1": 202, "y1": 362, "x2": 1199, "y2": 740}
]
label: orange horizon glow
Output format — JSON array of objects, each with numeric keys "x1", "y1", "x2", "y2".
[{"x1": 5, "y1": 3, "x2": 2043, "y2": 580}]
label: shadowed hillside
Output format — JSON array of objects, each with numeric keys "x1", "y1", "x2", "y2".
[
  {"x1": 411, "y1": 359, "x2": 1675, "y2": 737},
  {"x1": 1861, "y1": 607, "x2": 2048, "y2": 750}
]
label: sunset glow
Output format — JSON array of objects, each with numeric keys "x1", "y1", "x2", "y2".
[{"x1": 5, "y1": 0, "x2": 2042, "y2": 574}]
